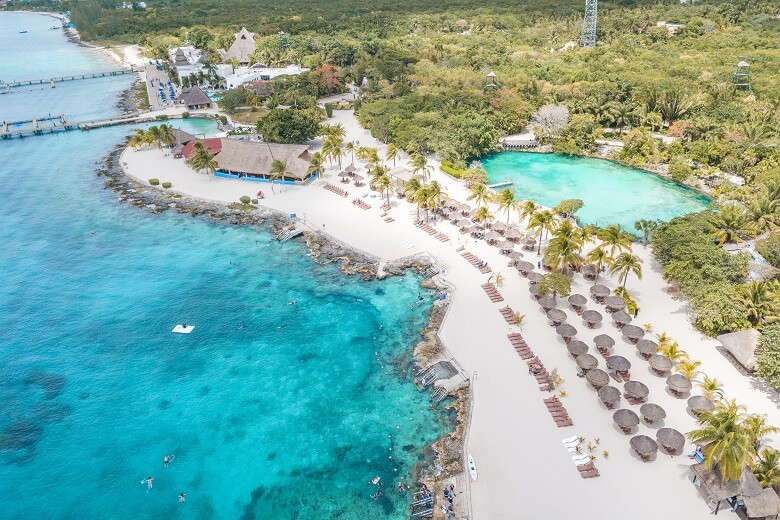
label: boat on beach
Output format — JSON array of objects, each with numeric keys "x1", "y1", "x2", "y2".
[{"x1": 468, "y1": 454, "x2": 477, "y2": 482}]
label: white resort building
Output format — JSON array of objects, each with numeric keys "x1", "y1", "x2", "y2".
[{"x1": 225, "y1": 64, "x2": 309, "y2": 89}]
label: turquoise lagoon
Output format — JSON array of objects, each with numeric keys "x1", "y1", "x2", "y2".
[
  {"x1": 482, "y1": 152, "x2": 710, "y2": 230},
  {"x1": 0, "y1": 12, "x2": 449, "y2": 519}
]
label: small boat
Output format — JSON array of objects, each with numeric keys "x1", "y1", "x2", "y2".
[
  {"x1": 467, "y1": 454, "x2": 477, "y2": 482},
  {"x1": 172, "y1": 324, "x2": 195, "y2": 334},
  {"x1": 19, "y1": 30, "x2": 28, "y2": 34}
]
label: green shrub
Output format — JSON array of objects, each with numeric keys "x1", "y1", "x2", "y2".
[
  {"x1": 324, "y1": 102, "x2": 333, "y2": 118},
  {"x1": 149, "y1": 178, "x2": 160, "y2": 185},
  {"x1": 218, "y1": 115, "x2": 228, "y2": 125},
  {"x1": 440, "y1": 160, "x2": 464, "y2": 179},
  {"x1": 251, "y1": 198, "x2": 259, "y2": 204},
  {"x1": 240, "y1": 195, "x2": 251, "y2": 204},
  {"x1": 669, "y1": 156, "x2": 693, "y2": 183},
  {"x1": 162, "y1": 182, "x2": 172, "y2": 188},
  {"x1": 155, "y1": 115, "x2": 169, "y2": 121},
  {"x1": 182, "y1": 111, "x2": 190, "y2": 119},
  {"x1": 756, "y1": 234, "x2": 780, "y2": 269},
  {"x1": 757, "y1": 324, "x2": 780, "y2": 390}
]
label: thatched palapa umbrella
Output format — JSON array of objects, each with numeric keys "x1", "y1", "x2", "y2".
[
  {"x1": 605, "y1": 295, "x2": 626, "y2": 311},
  {"x1": 446, "y1": 199, "x2": 460, "y2": 210},
  {"x1": 582, "y1": 310, "x2": 603, "y2": 328},
  {"x1": 499, "y1": 239, "x2": 515, "y2": 251},
  {"x1": 687, "y1": 395, "x2": 715, "y2": 413},
  {"x1": 567, "y1": 340, "x2": 589, "y2": 356},
  {"x1": 527, "y1": 272, "x2": 542, "y2": 284},
  {"x1": 457, "y1": 218, "x2": 472, "y2": 229},
  {"x1": 583, "y1": 264, "x2": 598, "y2": 281},
  {"x1": 546, "y1": 309, "x2": 567, "y2": 325},
  {"x1": 508, "y1": 251, "x2": 524, "y2": 262},
  {"x1": 612, "y1": 311, "x2": 632, "y2": 328},
  {"x1": 586, "y1": 368, "x2": 610, "y2": 389},
  {"x1": 338, "y1": 170, "x2": 351, "y2": 180},
  {"x1": 486, "y1": 230, "x2": 503, "y2": 242},
  {"x1": 607, "y1": 355, "x2": 631, "y2": 373},
  {"x1": 576, "y1": 354, "x2": 599, "y2": 370},
  {"x1": 505, "y1": 227, "x2": 521, "y2": 239},
  {"x1": 491, "y1": 221, "x2": 507, "y2": 232},
  {"x1": 594, "y1": 334, "x2": 615, "y2": 348},
  {"x1": 590, "y1": 284, "x2": 609, "y2": 300},
  {"x1": 517, "y1": 260, "x2": 534, "y2": 274},
  {"x1": 630, "y1": 435, "x2": 658, "y2": 460},
  {"x1": 344, "y1": 164, "x2": 357, "y2": 174},
  {"x1": 459, "y1": 203, "x2": 472, "y2": 214},
  {"x1": 622, "y1": 324, "x2": 645, "y2": 344},
  {"x1": 568, "y1": 293, "x2": 587, "y2": 308},
  {"x1": 667, "y1": 374, "x2": 692, "y2": 397},
  {"x1": 352, "y1": 173, "x2": 365, "y2": 182},
  {"x1": 598, "y1": 386, "x2": 621, "y2": 408},
  {"x1": 613, "y1": 409, "x2": 640, "y2": 433},
  {"x1": 528, "y1": 284, "x2": 540, "y2": 298},
  {"x1": 640, "y1": 403, "x2": 666, "y2": 423},
  {"x1": 556, "y1": 323, "x2": 577, "y2": 342},
  {"x1": 648, "y1": 354, "x2": 672, "y2": 375},
  {"x1": 521, "y1": 237, "x2": 537, "y2": 250},
  {"x1": 656, "y1": 428, "x2": 685, "y2": 454},
  {"x1": 636, "y1": 339, "x2": 658, "y2": 359},
  {"x1": 624, "y1": 380, "x2": 649, "y2": 402},
  {"x1": 539, "y1": 295, "x2": 557, "y2": 309}
]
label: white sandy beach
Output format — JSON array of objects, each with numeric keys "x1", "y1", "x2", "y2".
[{"x1": 121, "y1": 107, "x2": 780, "y2": 520}]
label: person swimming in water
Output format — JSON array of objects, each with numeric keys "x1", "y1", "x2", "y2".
[
  {"x1": 179, "y1": 493, "x2": 186, "y2": 503},
  {"x1": 142, "y1": 477, "x2": 154, "y2": 492},
  {"x1": 163, "y1": 454, "x2": 174, "y2": 468}
]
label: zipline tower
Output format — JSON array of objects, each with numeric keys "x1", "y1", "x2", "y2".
[{"x1": 579, "y1": 0, "x2": 597, "y2": 48}]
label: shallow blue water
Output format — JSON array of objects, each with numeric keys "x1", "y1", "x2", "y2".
[
  {"x1": 482, "y1": 152, "x2": 710, "y2": 230},
  {"x1": 0, "y1": 12, "x2": 448, "y2": 519}
]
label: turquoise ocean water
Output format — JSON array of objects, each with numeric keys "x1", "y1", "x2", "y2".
[
  {"x1": 0, "y1": 12, "x2": 449, "y2": 519},
  {"x1": 482, "y1": 152, "x2": 710, "y2": 230}
]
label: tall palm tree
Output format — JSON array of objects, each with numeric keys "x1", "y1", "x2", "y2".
[
  {"x1": 519, "y1": 200, "x2": 538, "y2": 224},
  {"x1": 403, "y1": 177, "x2": 422, "y2": 202},
  {"x1": 755, "y1": 449, "x2": 780, "y2": 490},
  {"x1": 597, "y1": 224, "x2": 634, "y2": 258},
  {"x1": 344, "y1": 141, "x2": 356, "y2": 165},
  {"x1": 375, "y1": 174, "x2": 393, "y2": 206},
  {"x1": 710, "y1": 205, "x2": 755, "y2": 245},
  {"x1": 307, "y1": 151, "x2": 324, "y2": 179},
  {"x1": 415, "y1": 184, "x2": 431, "y2": 220},
  {"x1": 157, "y1": 124, "x2": 175, "y2": 148},
  {"x1": 740, "y1": 280, "x2": 780, "y2": 327},
  {"x1": 585, "y1": 246, "x2": 613, "y2": 284},
  {"x1": 699, "y1": 375, "x2": 724, "y2": 400},
  {"x1": 268, "y1": 159, "x2": 291, "y2": 194},
  {"x1": 146, "y1": 125, "x2": 162, "y2": 148},
  {"x1": 575, "y1": 223, "x2": 599, "y2": 245},
  {"x1": 467, "y1": 182, "x2": 492, "y2": 208},
  {"x1": 610, "y1": 252, "x2": 643, "y2": 288},
  {"x1": 426, "y1": 181, "x2": 446, "y2": 219},
  {"x1": 495, "y1": 188, "x2": 520, "y2": 225},
  {"x1": 744, "y1": 415, "x2": 780, "y2": 451},
  {"x1": 385, "y1": 143, "x2": 399, "y2": 167},
  {"x1": 473, "y1": 206, "x2": 495, "y2": 233},
  {"x1": 320, "y1": 123, "x2": 346, "y2": 141},
  {"x1": 411, "y1": 153, "x2": 431, "y2": 182},
  {"x1": 128, "y1": 128, "x2": 147, "y2": 148},
  {"x1": 634, "y1": 219, "x2": 659, "y2": 246},
  {"x1": 321, "y1": 137, "x2": 338, "y2": 167},
  {"x1": 687, "y1": 399, "x2": 755, "y2": 481},
  {"x1": 544, "y1": 221, "x2": 584, "y2": 273},
  {"x1": 529, "y1": 210, "x2": 556, "y2": 255},
  {"x1": 676, "y1": 359, "x2": 702, "y2": 380}
]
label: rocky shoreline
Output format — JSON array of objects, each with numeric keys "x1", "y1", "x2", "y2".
[{"x1": 100, "y1": 142, "x2": 470, "y2": 490}]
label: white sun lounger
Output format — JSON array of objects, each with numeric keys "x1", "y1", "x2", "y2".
[
  {"x1": 562, "y1": 436, "x2": 579, "y2": 444},
  {"x1": 572, "y1": 454, "x2": 590, "y2": 465},
  {"x1": 566, "y1": 445, "x2": 582, "y2": 453}
]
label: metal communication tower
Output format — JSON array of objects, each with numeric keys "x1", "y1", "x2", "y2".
[{"x1": 579, "y1": 0, "x2": 597, "y2": 48}]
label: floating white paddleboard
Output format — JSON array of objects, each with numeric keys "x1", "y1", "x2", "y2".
[
  {"x1": 468, "y1": 454, "x2": 477, "y2": 482},
  {"x1": 172, "y1": 324, "x2": 195, "y2": 334}
]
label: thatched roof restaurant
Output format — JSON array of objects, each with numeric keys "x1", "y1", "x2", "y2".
[
  {"x1": 219, "y1": 27, "x2": 257, "y2": 65},
  {"x1": 691, "y1": 464, "x2": 780, "y2": 517},
  {"x1": 213, "y1": 140, "x2": 316, "y2": 183}
]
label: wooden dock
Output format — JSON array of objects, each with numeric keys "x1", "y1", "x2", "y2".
[
  {"x1": 487, "y1": 180, "x2": 514, "y2": 189},
  {"x1": 0, "y1": 67, "x2": 137, "y2": 93},
  {"x1": 1, "y1": 112, "x2": 148, "y2": 139}
]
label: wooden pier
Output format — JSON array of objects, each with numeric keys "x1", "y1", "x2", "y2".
[
  {"x1": 0, "y1": 67, "x2": 137, "y2": 94},
  {"x1": 1, "y1": 112, "x2": 147, "y2": 139},
  {"x1": 487, "y1": 180, "x2": 514, "y2": 189}
]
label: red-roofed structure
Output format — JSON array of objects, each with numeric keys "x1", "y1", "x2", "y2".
[{"x1": 182, "y1": 138, "x2": 223, "y2": 160}]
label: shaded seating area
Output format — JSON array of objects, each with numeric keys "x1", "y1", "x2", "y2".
[
  {"x1": 656, "y1": 427, "x2": 684, "y2": 455},
  {"x1": 640, "y1": 403, "x2": 666, "y2": 424},
  {"x1": 613, "y1": 408, "x2": 640, "y2": 434},
  {"x1": 630, "y1": 434, "x2": 658, "y2": 462},
  {"x1": 582, "y1": 309, "x2": 603, "y2": 328},
  {"x1": 691, "y1": 464, "x2": 780, "y2": 518},
  {"x1": 624, "y1": 380, "x2": 649, "y2": 404},
  {"x1": 598, "y1": 385, "x2": 621, "y2": 409},
  {"x1": 636, "y1": 339, "x2": 658, "y2": 360},
  {"x1": 568, "y1": 294, "x2": 587, "y2": 314}
]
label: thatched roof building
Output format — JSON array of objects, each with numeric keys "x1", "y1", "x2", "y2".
[
  {"x1": 215, "y1": 140, "x2": 314, "y2": 182},
  {"x1": 718, "y1": 329, "x2": 761, "y2": 373},
  {"x1": 178, "y1": 86, "x2": 212, "y2": 110},
  {"x1": 691, "y1": 464, "x2": 780, "y2": 518},
  {"x1": 219, "y1": 28, "x2": 256, "y2": 65}
]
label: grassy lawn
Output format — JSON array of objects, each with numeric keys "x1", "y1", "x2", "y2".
[{"x1": 229, "y1": 108, "x2": 270, "y2": 125}]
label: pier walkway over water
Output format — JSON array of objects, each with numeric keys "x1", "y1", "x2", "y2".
[{"x1": 0, "y1": 67, "x2": 137, "y2": 93}]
